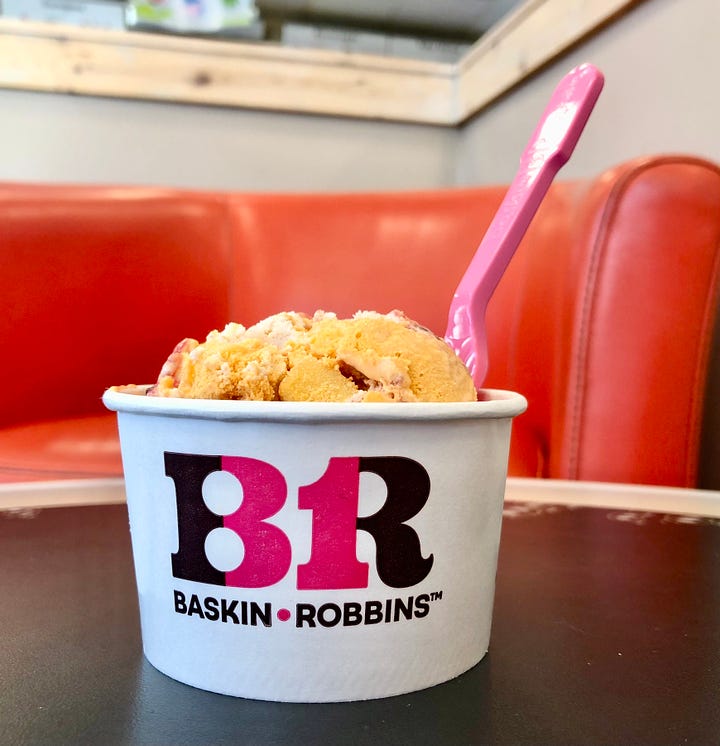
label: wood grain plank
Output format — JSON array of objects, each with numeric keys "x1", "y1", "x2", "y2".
[
  {"x1": 0, "y1": 18, "x2": 456, "y2": 123},
  {"x1": 0, "y1": 2, "x2": 640, "y2": 125}
]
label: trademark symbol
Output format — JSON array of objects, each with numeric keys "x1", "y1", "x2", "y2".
[{"x1": 430, "y1": 591, "x2": 443, "y2": 602}]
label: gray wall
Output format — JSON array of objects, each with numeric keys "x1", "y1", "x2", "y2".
[
  {"x1": 0, "y1": 88, "x2": 457, "y2": 191},
  {"x1": 457, "y1": 0, "x2": 720, "y2": 185}
]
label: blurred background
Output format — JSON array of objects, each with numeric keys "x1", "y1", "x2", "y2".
[
  {"x1": 0, "y1": 0, "x2": 521, "y2": 60},
  {"x1": 0, "y1": 0, "x2": 717, "y2": 191}
]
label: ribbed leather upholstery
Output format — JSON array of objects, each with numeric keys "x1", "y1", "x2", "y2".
[
  {"x1": 1, "y1": 155, "x2": 718, "y2": 487},
  {"x1": 484, "y1": 156, "x2": 720, "y2": 487}
]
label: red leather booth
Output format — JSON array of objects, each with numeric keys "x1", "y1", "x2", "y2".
[{"x1": 1, "y1": 154, "x2": 719, "y2": 487}]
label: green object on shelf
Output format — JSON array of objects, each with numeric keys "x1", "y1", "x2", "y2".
[{"x1": 126, "y1": 0, "x2": 259, "y2": 32}]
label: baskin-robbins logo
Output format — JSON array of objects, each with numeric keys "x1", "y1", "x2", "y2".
[{"x1": 165, "y1": 453, "x2": 444, "y2": 630}]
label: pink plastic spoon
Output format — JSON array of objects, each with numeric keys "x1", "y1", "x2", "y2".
[{"x1": 445, "y1": 63, "x2": 604, "y2": 390}]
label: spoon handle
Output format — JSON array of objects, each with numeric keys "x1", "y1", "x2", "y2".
[{"x1": 456, "y1": 63, "x2": 605, "y2": 306}]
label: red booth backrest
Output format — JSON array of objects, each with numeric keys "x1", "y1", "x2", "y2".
[
  {"x1": 1, "y1": 154, "x2": 718, "y2": 487},
  {"x1": 1, "y1": 190, "x2": 234, "y2": 427},
  {"x1": 484, "y1": 156, "x2": 720, "y2": 486}
]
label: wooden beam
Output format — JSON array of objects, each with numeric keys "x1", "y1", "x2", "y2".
[
  {"x1": 0, "y1": 2, "x2": 641, "y2": 125},
  {"x1": 0, "y1": 18, "x2": 456, "y2": 124},
  {"x1": 455, "y1": 0, "x2": 644, "y2": 122}
]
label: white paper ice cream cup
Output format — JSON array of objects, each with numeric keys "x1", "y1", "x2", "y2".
[{"x1": 103, "y1": 387, "x2": 527, "y2": 702}]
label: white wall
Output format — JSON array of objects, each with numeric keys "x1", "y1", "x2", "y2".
[
  {"x1": 457, "y1": 0, "x2": 720, "y2": 185},
  {"x1": 0, "y1": 88, "x2": 457, "y2": 191}
]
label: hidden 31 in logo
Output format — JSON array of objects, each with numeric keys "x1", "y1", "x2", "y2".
[{"x1": 165, "y1": 452, "x2": 444, "y2": 628}]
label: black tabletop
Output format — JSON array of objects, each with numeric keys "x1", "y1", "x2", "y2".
[{"x1": 2, "y1": 498, "x2": 719, "y2": 746}]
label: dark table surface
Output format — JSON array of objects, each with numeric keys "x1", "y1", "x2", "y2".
[{"x1": 2, "y1": 494, "x2": 719, "y2": 746}]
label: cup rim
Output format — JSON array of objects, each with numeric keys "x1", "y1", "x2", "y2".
[{"x1": 102, "y1": 386, "x2": 527, "y2": 423}]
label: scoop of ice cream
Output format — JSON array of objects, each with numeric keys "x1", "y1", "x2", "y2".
[
  {"x1": 149, "y1": 310, "x2": 476, "y2": 403},
  {"x1": 280, "y1": 311, "x2": 476, "y2": 402},
  {"x1": 150, "y1": 322, "x2": 288, "y2": 401}
]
